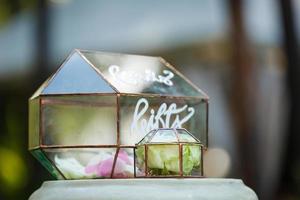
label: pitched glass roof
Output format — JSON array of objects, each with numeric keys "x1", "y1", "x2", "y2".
[{"x1": 31, "y1": 49, "x2": 208, "y2": 99}]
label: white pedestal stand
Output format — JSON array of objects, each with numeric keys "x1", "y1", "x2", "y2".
[{"x1": 29, "y1": 178, "x2": 258, "y2": 200}]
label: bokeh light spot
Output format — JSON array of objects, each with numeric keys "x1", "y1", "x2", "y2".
[
  {"x1": 204, "y1": 147, "x2": 231, "y2": 178},
  {"x1": 0, "y1": 148, "x2": 27, "y2": 192}
]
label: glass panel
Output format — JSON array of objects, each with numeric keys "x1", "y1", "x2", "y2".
[
  {"x1": 196, "y1": 101, "x2": 207, "y2": 146},
  {"x1": 29, "y1": 98, "x2": 40, "y2": 149},
  {"x1": 119, "y1": 95, "x2": 207, "y2": 146},
  {"x1": 42, "y1": 52, "x2": 115, "y2": 94},
  {"x1": 80, "y1": 50, "x2": 207, "y2": 97},
  {"x1": 30, "y1": 148, "x2": 63, "y2": 179},
  {"x1": 182, "y1": 144, "x2": 202, "y2": 176},
  {"x1": 176, "y1": 129, "x2": 197, "y2": 143},
  {"x1": 151, "y1": 129, "x2": 177, "y2": 143},
  {"x1": 41, "y1": 95, "x2": 117, "y2": 146},
  {"x1": 138, "y1": 129, "x2": 156, "y2": 145},
  {"x1": 147, "y1": 145, "x2": 180, "y2": 176},
  {"x1": 135, "y1": 146, "x2": 146, "y2": 177},
  {"x1": 44, "y1": 148, "x2": 117, "y2": 179},
  {"x1": 112, "y1": 148, "x2": 135, "y2": 178}
]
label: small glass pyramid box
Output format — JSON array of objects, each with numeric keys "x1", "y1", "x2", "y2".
[
  {"x1": 29, "y1": 49, "x2": 209, "y2": 179},
  {"x1": 135, "y1": 128, "x2": 203, "y2": 177}
]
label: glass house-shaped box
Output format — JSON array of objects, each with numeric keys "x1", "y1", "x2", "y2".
[{"x1": 28, "y1": 49, "x2": 209, "y2": 179}]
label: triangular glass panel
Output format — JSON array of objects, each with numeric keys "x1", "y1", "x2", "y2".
[
  {"x1": 31, "y1": 148, "x2": 64, "y2": 179},
  {"x1": 176, "y1": 129, "x2": 198, "y2": 142},
  {"x1": 42, "y1": 52, "x2": 116, "y2": 94},
  {"x1": 30, "y1": 72, "x2": 56, "y2": 99}
]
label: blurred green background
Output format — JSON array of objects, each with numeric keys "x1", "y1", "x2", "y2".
[{"x1": 0, "y1": 0, "x2": 300, "y2": 199}]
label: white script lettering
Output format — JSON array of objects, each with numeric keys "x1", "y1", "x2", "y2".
[
  {"x1": 131, "y1": 98, "x2": 195, "y2": 136},
  {"x1": 109, "y1": 65, "x2": 174, "y2": 86}
]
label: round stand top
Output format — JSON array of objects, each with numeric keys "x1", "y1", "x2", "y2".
[{"x1": 29, "y1": 178, "x2": 258, "y2": 200}]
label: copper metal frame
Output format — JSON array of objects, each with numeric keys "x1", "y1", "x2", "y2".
[
  {"x1": 135, "y1": 128, "x2": 204, "y2": 178},
  {"x1": 28, "y1": 49, "x2": 209, "y2": 179},
  {"x1": 32, "y1": 94, "x2": 208, "y2": 149},
  {"x1": 34, "y1": 91, "x2": 209, "y2": 101},
  {"x1": 206, "y1": 101, "x2": 209, "y2": 149}
]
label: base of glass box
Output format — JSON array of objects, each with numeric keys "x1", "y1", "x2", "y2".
[{"x1": 29, "y1": 178, "x2": 258, "y2": 200}]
